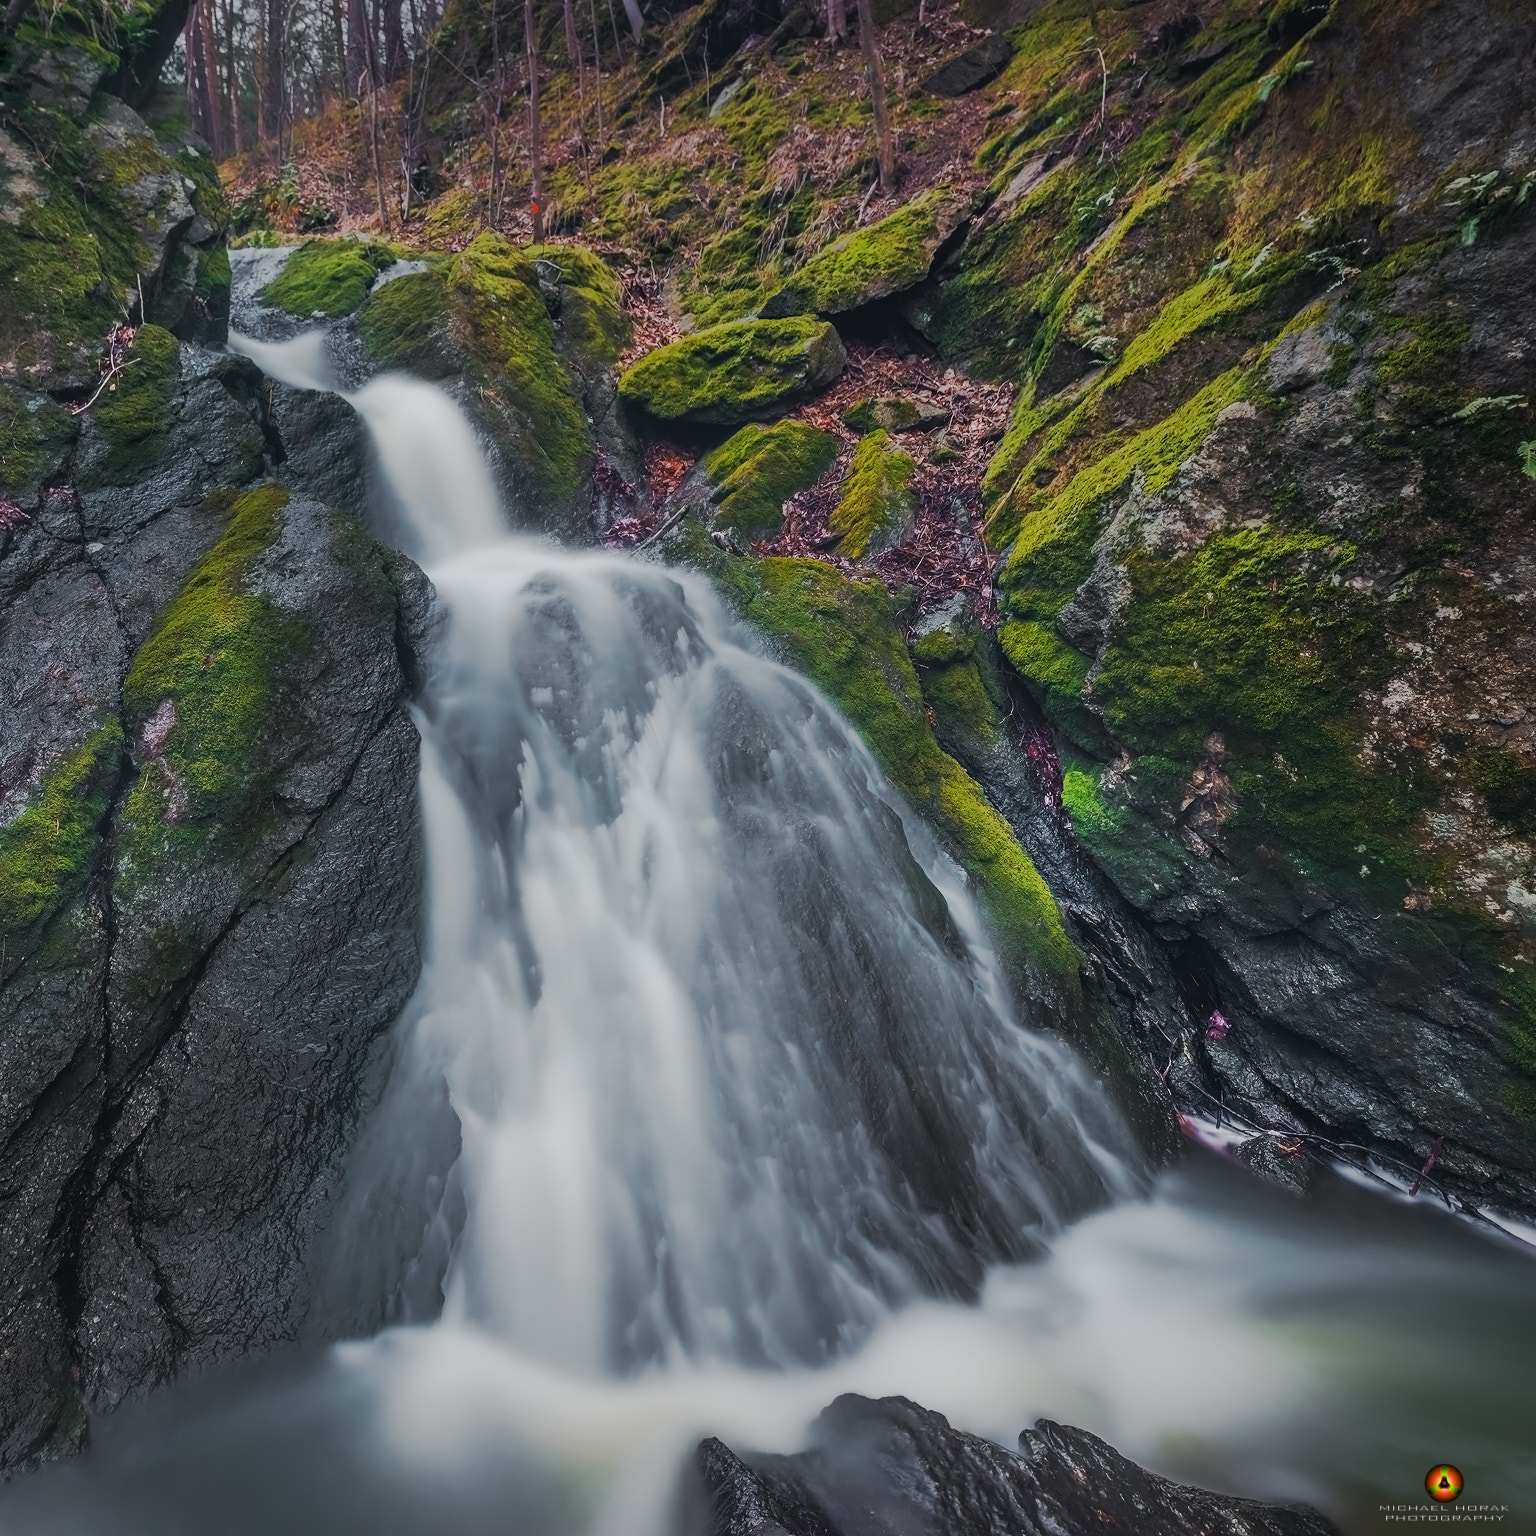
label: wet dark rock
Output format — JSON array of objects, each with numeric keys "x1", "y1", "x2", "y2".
[
  {"x1": 0, "y1": 333, "x2": 433, "y2": 1470},
  {"x1": 695, "y1": 1394, "x2": 1342, "y2": 1536},
  {"x1": 922, "y1": 33, "x2": 1013, "y2": 97}
]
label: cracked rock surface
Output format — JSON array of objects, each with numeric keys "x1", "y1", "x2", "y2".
[{"x1": 0, "y1": 339, "x2": 431, "y2": 1470}]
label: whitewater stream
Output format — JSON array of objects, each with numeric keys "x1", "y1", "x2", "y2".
[{"x1": 7, "y1": 333, "x2": 1535, "y2": 1534}]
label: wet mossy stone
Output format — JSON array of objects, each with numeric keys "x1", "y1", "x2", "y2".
[
  {"x1": 701, "y1": 420, "x2": 838, "y2": 540},
  {"x1": 830, "y1": 429, "x2": 917, "y2": 559},
  {"x1": 262, "y1": 237, "x2": 399, "y2": 318},
  {"x1": 0, "y1": 720, "x2": 123, "y2": 946},
  {"x1": 730, "y1": 553, "x2": 1082, "y2": 1001},
  {"x1": 0, "y1": 382, "x2": 78, "y2": 497},
  {"x1": 618, "y1": 317, "x2": 847, "y2": 426},
  {"x1": 93, "y1": 323, "x2": 180, "y2": 477},
  {"x1": 844, "y1": 396, "x2": 951, "y2": 435},
  {"x1": 759, "y1": 190, "x2": 971, "y2": 319}
]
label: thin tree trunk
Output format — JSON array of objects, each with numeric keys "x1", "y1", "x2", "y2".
[
  {"x1": 381, "y1": 0, "x2": 405, "y2": 79},
  {"x1": 197, "y1": 0, "x2": 226, "y2": 156},
  {"x1": 368, "y1": 80, "x2": 390, "y2": 228},
  {"x1": 588, "y1": 0, "x2": 604, "y2": 147},
  {"x1": 525, "y1": 0, "x2": 544, "y2": 240},
  {"x1": 854, "y1": 0, "x2": 894, "y2": 194},
  {"x1": 223, "y1": 0, "x2": 245, "y2": 152},
  {"x1": 563, "y1": 0, "x2": 584, "y2": 121},
  {"x1": 487, "y1": 1, "x2": 503, "y2": 224},
  {"x1": 619, "y1": 0, "x2": 643, "y2": 45},
  {"x1": 827, "y1": 0, "x2": 845, "y2": 43},
  {"x1": 346, "y1": 0, "x2": 371, "y2": 95},
  {"x1": 330, "y1": 0, "x2": 346, "y2": 95}
]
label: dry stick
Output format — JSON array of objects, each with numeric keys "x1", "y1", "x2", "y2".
[
  {"x1": 525, "y1": 0, "x2": 544, "y2": 240},
  {"x1": 70, "y1": 357, "x2": 139, "y2": 417},
  {"x1": 854, "y1": 0, "x2": 894, "y2": 194}
]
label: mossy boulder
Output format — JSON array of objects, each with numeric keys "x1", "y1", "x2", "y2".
[
  {"x1": 698, "y1": 420, "x2": 838, "y2": 540},
  {"x1": 830, "y1": 429, "x2": 918, "y2": 559},
  {"x1": 356, "y1": 233, "x2": 600, "y2": 523},
  {"x1": 92, "y1": 323, "x2": 180, "y2": 478},
  {"x1": 0, "y1": 381, "x2": 78, "y2": 499},
  {"x1": 262, "y1": 237, "x2": 400, "y2": 319},
  {"x1": 844, "y1": 396, "x2": 951, "y2": 435},
  {"x1": 618, "y1": 317, "x2": 847, "y2": 426},
  {"x1": 760, "y1": 190, "x2": 971, "y2": 319}
]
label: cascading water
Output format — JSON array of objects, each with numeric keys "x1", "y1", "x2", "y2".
[{"x1": 8, "y1": 336, "x2": 1534, "y2": 1536}]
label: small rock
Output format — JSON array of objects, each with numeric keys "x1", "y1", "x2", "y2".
[
  {"x1": 843, "y1": 396, "x2": 950, "y2": 434},
  {"x1": 1267, "y1": 325, "x2": 1338, "y2": 394},
  {"x1": 1235, "y1": 1134, "x2": 1315, "y2": 1197},
  {"x1": 922, "y1": 33, "x2": 1013, "y2": 98},
  {"x1": 708, "y1": 78, "x2": 745, "y2": 117}
]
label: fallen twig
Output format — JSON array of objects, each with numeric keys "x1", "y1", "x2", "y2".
[{"x1": 69, "y1": 356, "x2": 139, "y2": 416}]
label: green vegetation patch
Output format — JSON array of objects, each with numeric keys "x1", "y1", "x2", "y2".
[
  {"x1": 525, "y1": 243, "x2": 630, "y2": 371},
  {"x1": 702, "y1": 420, "x2": 837, "y2": 540},
  {"x1": 446, "y1": 234, "x2": 590, "y2": 502},
  {"x1": 618, "y1": 317, "x2": 846, "y2": 425},
  {"x1": 830, "y1": 430, "x2": 917, "y2": 559},
  {"x1": 763, "y1": 189, "x2": 966, "y2": 316},
  {"x1": 122, "y1": 485, "x2": 305, "y2": 860},
  {"x1": 737, "y1": 554, "x2": 1081, "y2": 997},
  {"x1": 0, "y1": 721, "x2": 123, "y2": 941},
  {"x1": 0, "y1": 382, "x2": 78, "y2": 494},
  {"x1": 358, "y1": 268, "x2": 451, "y2": 366},
  {"x1": 263, "y1": 237, "x2": 399, "y2": 318},
  {"x1": 93, "y1": 322, "x2": 179, "y2": 476}
]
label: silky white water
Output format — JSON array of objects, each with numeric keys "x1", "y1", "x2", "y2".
[{"x1": 10, "y1": 340, "x2": 1532, "y2": 1535}]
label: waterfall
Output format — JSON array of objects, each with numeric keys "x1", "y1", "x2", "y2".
[
  {"x1": 300, "y1": 345, "x2": 1143, "y2": 1374},
  {"x1": 17, "y1": 332, "x2": 1521, "y2": 1536}
]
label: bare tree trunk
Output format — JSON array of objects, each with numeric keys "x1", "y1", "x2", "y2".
[
  {"x1": 827, "y1": 0, "x2": 845, "y2": 44},
  {"x1": 854, "y1": 0, "x2": 894, "y2": 194},
  {"x1": 563, "y1": 0, "x2": 584, "y2": 118},
  {"x1": 346, "y1": 0, "x2": 371, "y2": 95},
  {"x1": 588, "y1": 0, "x2": 604, "y2": 147},
  {"x1": 525, "y1": 0, "x2": 544, "y2": 240},
  {"x1": 619, "y1": 0, "x2": 643, "y2": 45},
  {"x1": 380, "y1": 0, "x2": 405, "y2": 79},
  {"x1": 487, "y1": 1, "x2": 503, "y2": 224},
  {"x1": 368, "y1": 80, "x2": 390, "y2": 228},
  {"x1": 223, "y1": 0, "x2": 245, "y2": 152},
  {"x1": 197, "y1": 0, "x2": 226, "y2": 156}
]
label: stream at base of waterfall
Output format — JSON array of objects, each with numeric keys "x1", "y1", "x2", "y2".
[{"x1": 6, "y1": 336, "x2": 1532, "y2": 1536}]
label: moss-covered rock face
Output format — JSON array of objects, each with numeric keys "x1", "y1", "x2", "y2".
[
  {"x1": 92, "y1": 323, "x2": 180, "y2": 477},
  {"x1": 0, "y1": 721, "x2": 122, "y2": 943},
  {"x1": 0, "y1": 381, "x2": 78, "y2": 499},
  {"x1": 0, "y1": 38, "x2": 230, "y2": 385},
  {"x1": 120, "y1": 485, "x2": 303, "y2": 869},
  {"x1": 618, "y1": 316, "x2": 847, "y2": 426},
  {"x1": 700, "y1": 420, "x2": 838, "y2": 540},
  {"x1": 262, "y1": 237, "x2": 399, "y2": 318},
  {"x1": 667, "y1": 523, "x2": 1083, "y2": 1007},
  {"x1": 356, "y1": 234, "x2": 613, "y2": 521},
  {"x1": 830, "y1": 429, "x2": 918, "y2": 559},
  {"x1": 947, "y1": 0, "x2": 1536, "y2": 1208},
  {"x1": 761, "y1": 189, "x2": 970, "y2": 318}
]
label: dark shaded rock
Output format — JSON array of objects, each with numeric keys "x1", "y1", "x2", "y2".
[
  {"x1": 922, "y1": 33, "x2": 1013, "y2": 97},
  {"x1": 0, "y1": 331, "x2": 433, "y2": 1470},
  {"x1": 696, "y1": 1394, "x2": 1342, "y2": 1536}
]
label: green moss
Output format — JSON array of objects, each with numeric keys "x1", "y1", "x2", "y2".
[
  {"x1": 0, "y1": 720, "x2": 123, "y2": 940},
  {"x1": 845, "y1": 397, "x2": 924, "y2": 435},
  {"x1": 93, "y1": 323, "x2": 179, "y2": 475},
  {"x1": 262, "y1": 237, "x2": 398, "y2": 318},
  {"x1": 1464, "y1": 747, "x2": 1536, "y2": 834},
  {"x1": 702, "y1": 420, "x2": 837, "y2": 540},
  {"x1": 742, "y1": 557, "x2": 1081, "y2": 997},
  {"x1": 195, "y1": 244, "x2": 232, "y2": 307},
  {"x1": 618, "y1": 316, "x2": 845, "y2": 425},
  {"x1": 121, "y1": 485, "x2": 305, "y2": 861},
  {"x1": 1061, "y1": 766, "x2": 1121, "y2": 840},
  {"x1": 524, "y1": 244, "x2": 630, "y2": 370},
  {"x1": 0, "y1": 383, "x2": 78, "y2": 494},
  {"x1": 764, "y1": 189, "x2": 960, "y2": 315},
  {"x1": 357, "y1": 268, "x2": 451, "y2": 366},
  {"x1": 175, "y1": 146, "x2": 230, "y2": 229},
  {"x1": 995, "y1": 367, "x2": 1256, "y2": 618},
  {"x1": 447, "y1": 234, "x2": 590, "y2": 502},
  {"x1": 921, "y1": 658, "x2": 1000, "y2": 747},
  {"x1": 829, "y1": 430, "x2": 917, "y2": 559}
]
